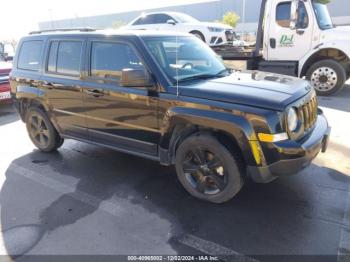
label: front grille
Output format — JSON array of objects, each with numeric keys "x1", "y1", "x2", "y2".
[{"x1": 298, "y1": 95, "x2": 318, "y2": 131}]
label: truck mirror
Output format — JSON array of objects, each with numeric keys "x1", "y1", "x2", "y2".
[{"x1": 290, "y1": 0, "x2": 299, "y2": 30}]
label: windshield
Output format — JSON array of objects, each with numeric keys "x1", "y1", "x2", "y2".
[
  {"x1": 313, "y1": 2, "x2": 333, "y2": 30},
  {"x1": 172, "y1": 13, "x2": 199, "y2": 23},
  {"x1": 143, "y1": 36, "x2": 227, "y2": 83}
]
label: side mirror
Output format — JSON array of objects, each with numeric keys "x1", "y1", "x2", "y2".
[
  {"x1": 4, "y1": 53, "x2": 13, "y2": 62},
  {"x1": 120, "y1": 68, "x2": 155, "y2": 88},
  {"x1": 166, "y1": 19, "x2": 177, "y2": 26},
  {"x1": 290, "y1": 0, "x2": 299, "y2": 30}
]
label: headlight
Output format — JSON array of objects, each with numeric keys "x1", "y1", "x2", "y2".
[
  {"x1": 208, "y1": 27, "x2": 224, "y2": 32},
  {"x1": 287, "y1": 108, "x2": 298, "y2": 132}
]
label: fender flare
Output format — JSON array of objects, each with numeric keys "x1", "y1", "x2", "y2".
[
  {"x1": 15, "y1": 86, "x2": 59, "y2": 131},
  {"x1": 159, "y1": 107, "x2": 259, "y2": 166}
]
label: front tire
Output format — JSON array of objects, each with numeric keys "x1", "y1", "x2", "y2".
[
  {"x1": 25, "y1": 107, "x2": 64, "y2": 152},
  {"x1": 175, "y1": 134, "x2": 244, "y2": 204},
  {"x1": 306, "y1": 59, "x2": 346, "y2": 96}
]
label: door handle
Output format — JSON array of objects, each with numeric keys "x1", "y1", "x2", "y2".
[
  {"x1": 85, "y1": 89, "x2": 104, "y2": 97},
  {"x1": 270, "y1": 38, "x2": 276, "y2": 49}
]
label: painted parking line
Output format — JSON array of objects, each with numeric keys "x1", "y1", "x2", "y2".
[{"x1": 177, "y1": 234, "x2": 259, "y2": 262}]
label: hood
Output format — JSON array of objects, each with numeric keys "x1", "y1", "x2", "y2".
[
  {"x1": 321, "y1": 26, "x2": 350, "y2": 41},
  {"x1": 177, "y1": 71, "x2": 311, "y2": 111},
  {"x1": 184, "y1": 21, "x2": 233, "y2": 30}
]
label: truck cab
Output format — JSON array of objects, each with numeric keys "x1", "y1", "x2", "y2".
[
  {"x1": 215, "y1": 0, "x2": 350, "y2": 96},
  {"x1": 263, "y1": 0, "x2": 350, "y2": 96}
]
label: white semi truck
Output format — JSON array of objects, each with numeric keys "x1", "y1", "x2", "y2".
[{"x1": 213, "y1": 0, "x2": 350, "y2": 96}]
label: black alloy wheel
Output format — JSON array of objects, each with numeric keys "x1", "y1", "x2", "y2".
[
  {"x1": 182, "y1": 147, "x2": 227, "y2": 195},
  {"x1": 175, "y1": 134, "x2": 244, "y2": 203},
  {"x1": 26, "y1": 107, "x2": 64, "y2": 152}
]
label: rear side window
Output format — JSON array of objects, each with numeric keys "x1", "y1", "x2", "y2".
[
  {"x1": 90, "y1": 42, "x2": 145, "y2": 81},
  {"x1": 18, "y1": 41, "x2": 43, "y2": 71},
  {"x1": 47, "y1": 40, "x2": 82, "y2": 76}
]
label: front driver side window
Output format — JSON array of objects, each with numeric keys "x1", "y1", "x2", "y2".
[
  {"x1": 90, "y1": 42, "x2": 145, "y2": 82},
  {"x1": 276, "y1": 1, "x2": 308, "y2": 29}
]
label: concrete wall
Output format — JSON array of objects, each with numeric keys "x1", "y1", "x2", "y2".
[{"x1": 39, "y1": 0, "x2": 350, "y2": 31}]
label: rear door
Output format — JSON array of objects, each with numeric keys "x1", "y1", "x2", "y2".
[
  {"x1": 42, "y1": 38, "x2": 88, "y2": 138},
  {"x1": 81, "y1": 38, "x2": 159, "y2": 156}
]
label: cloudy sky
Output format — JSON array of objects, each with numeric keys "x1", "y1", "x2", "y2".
[{"x1": 1, "y1": 0, "x2": 214, "y2": 40}]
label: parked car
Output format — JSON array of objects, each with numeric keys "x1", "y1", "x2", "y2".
[
  {"x1": 10, "y1": 29, "x2": 330, "y2": 203},
  {"x1": 124, "y1": 12, "x2": 235, "y2": 46},
  {"x1": 0, "y1": 61, "x2": 12, "y2": 104}
]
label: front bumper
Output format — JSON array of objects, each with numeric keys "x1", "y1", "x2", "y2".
[
  {"x1": 207, "y1": 30, "x2": 234, "y2": 46},
  {"x1": 248, "y1": 113, "x2": 331, "y2": 183}
]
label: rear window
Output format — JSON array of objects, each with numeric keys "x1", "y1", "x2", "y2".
[
  {"x1": 47, "y1": 41, "x2": 82, "y2": 76},
  {"x1": 18, "y1": 41, "x2": 43, "y2": 71}
]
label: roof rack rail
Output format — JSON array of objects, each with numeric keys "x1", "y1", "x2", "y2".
[{"x1": 29, "y1": 27, "x2": 97, "y2": 35}]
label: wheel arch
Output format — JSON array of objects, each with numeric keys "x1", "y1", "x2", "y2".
[
  {"x1": 300, "y1": 48, "x2": 350, "y2": 77},
  {"x1": 189, "y1": 30, "x2": 206, "y2": 42},
  {"x1": 159, "y1": 107, "x2": 258, "y2": 167}
]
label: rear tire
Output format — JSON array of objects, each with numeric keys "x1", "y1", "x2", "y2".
[
  {"x1": 25, "y1": 107, "x2": 64, "y2": 152},
  {"x1": 306, "y1": 59, "x2": 346, "y2": 96},
  {"x1": 175, "y1": 134, "x2": 244, "y2": 203}
]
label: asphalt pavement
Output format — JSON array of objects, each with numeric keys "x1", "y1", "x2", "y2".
[{"x1": 0, "y1": 85, "x2": 349, "y2": 262}]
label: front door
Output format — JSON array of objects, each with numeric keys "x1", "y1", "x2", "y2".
[
  {"x1": 267, "y1": 0, "x2": 314, "y2": 61},
  {"x1": 82, "y1": 39, "x2": 159, "y2": 156}
]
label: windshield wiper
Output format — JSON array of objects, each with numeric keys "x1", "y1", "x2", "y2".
[{"x1": 177, "y1": 69, "x2": 230, "y2": 83}]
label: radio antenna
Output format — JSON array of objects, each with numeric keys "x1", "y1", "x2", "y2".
[{"x1": 175, "y1": 28, "x2": 179, "y2": 97}]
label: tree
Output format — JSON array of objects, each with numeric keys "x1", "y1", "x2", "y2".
[
  {"x1": 112, "y1": 21, "x2": 127, "y2": 29},
  {"x1": 221, "y1": 12, "x2": 240, "y2": 28},
  {"x1": 315, "y1": 0, "x2": 331, "y2": 4}
]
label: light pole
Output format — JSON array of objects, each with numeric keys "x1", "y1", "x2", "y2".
[
  {"x1": 48, "y1": 9, "x2": 54, "y2": 29},
  {"x1": 242, "y1": 0, "x2": 246, "y2": 40}
]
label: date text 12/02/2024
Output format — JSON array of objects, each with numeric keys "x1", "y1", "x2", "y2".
[{"x1": 127, "y1": 256, "x2": 220, "y2": 261}]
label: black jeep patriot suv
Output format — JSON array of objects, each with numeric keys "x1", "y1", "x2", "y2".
[{"x1": 10, "y1": 29, "x2": 331, "y2": 203}]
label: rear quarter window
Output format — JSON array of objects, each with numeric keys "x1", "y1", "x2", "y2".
[{"x1": 17, "y1": 40, "x2": 43, "y2": 71}]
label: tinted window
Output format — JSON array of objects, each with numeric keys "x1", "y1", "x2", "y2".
[
  {"x1": 276, "y1": 2, "x2": 291, "y2": 27},
  {"x1": 154, "y1": 14, "x2": 173, "y2": 24},
  {"x1": 18, "y1": 41, "x2": 43, "y2": 71},
  {"x1": 276, "y1": 1, "x2": 308, "y2": 28},
  {"x1": 47, "y1": 41, "x2": 59, "y2": 73},
  {"x1": 133, "y1": 14, "x2": 157, "y2": 25},
  {"x1": 90, "y1": 42, "x2": 144, "y2": 81},
  {"x1": 56, "y1": 41, "x2": 82, "y2": 76}
]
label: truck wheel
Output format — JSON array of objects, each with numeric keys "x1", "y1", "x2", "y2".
[
  {"x1": 306, "y1": 59, "x2": 346, "y2": 96},
  {"x1": 190, "y1": 31, "x2": 205, "y2": 43},
  {"x1": 25, "y1": 107, "x2": 64, "y2": 152},
  {"x1": 175, "y1": 134, "x2": 244, "y2": 203}
]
